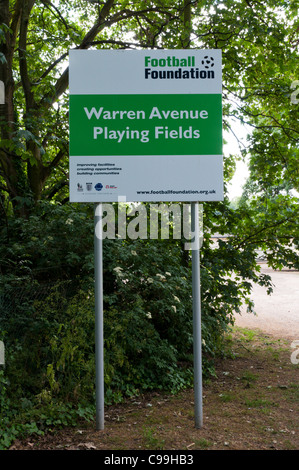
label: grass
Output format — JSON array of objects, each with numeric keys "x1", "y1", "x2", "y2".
[{"x1": 142, "y1": 426, "x2": 166, "y2": 450}]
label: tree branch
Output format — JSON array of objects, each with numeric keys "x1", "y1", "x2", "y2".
[
  {"x1": 44, "y1": 179, "x2": 68, "y2": 200},
  {"x1": 48, "y1": 147, "x2": 66, "y2": 172},
  {"x1": 40, "y1": 0, "x2": 70, "y2": 31},
  {"x1": 182, "y1": 0, "x2": 192, "y2": 48},
  {"x1": 41, "y1": 0, "x2": 116, "y2": 108}
]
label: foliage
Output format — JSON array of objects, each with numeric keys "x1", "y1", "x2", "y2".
[
  {"x1": 0, "y1": 364, "x2": 94, "y2": 450},
  {"x1": 0, "y1": 197, "x2": 273, "y2": 448}
]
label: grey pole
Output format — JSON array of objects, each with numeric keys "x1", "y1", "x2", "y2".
[
  {"x1": 191, "y1": 201, "x2": 203, "y2": 428},
  {"x1": 94, "y1": 203, "x2": 104, "y2": 430}
]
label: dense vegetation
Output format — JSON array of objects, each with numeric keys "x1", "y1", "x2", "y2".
[{"x1": 0, "y1": 0, "x2": 298, "y2": 449}]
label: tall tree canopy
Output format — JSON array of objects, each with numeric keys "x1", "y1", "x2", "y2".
[
  {"x1": 0, "y1": 3, "x2": 298, "y2": 446},
  {"x1": 0, "y1": 0, "x2": 190, "y2": 209},
  {"x1": 0, "y1": 0, "x2": 298, "y2": 212}
]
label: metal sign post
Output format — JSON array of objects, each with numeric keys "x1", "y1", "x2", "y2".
[
  {"x1": 0, "y1": 80, "x2": 4, "y2": 105},
  {"x1": 191, "y1": 202, "x2": 203, "y2": 428},
  {"x1": 94, "y1": 203, "x2": 104, "y2": 430}
]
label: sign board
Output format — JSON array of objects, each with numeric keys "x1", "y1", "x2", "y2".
[{"x1": 69, "y1": 50, "x2": 223, "y2": 202}]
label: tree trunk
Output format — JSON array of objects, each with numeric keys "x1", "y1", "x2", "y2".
[{"x1": 0, "y1": 0, "x2": 23, "y2": 209}]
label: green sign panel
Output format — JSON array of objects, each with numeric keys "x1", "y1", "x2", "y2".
[{"x1": 69, "y1": 94, "x2": 222, "y2": 156}]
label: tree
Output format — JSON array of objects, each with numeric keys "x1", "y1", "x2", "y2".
[{"x1": 188, "y1": 0, "x2": 299, "y2": 270}]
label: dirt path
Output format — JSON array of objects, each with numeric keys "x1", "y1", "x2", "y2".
[{"x1": 234, "y1": 263, "x2": 299, "y2": 342}]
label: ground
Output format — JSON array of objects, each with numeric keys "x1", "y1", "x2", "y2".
[
  {"x1": 9, "y1": 265, "x2": 299, "y2": 451},
  {"x1": 234, "y1": 263, "x2": 299, "y2": 342},
  {"x1": 9, "y1": 328, "x2": 298, "y2": 451}
]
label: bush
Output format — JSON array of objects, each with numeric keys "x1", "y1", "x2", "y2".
[{"x1": 0, "y1": 200, "x2": 271, "y2": 448}]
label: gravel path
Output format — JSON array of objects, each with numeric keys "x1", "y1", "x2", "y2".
[{"x1": 234, "y1": 263, "x2": 299, "y2": 342}]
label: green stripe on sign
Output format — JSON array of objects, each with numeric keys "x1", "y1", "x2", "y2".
[{"x1": 69, "y1": 94, "x2": 222, "y2": 156}]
